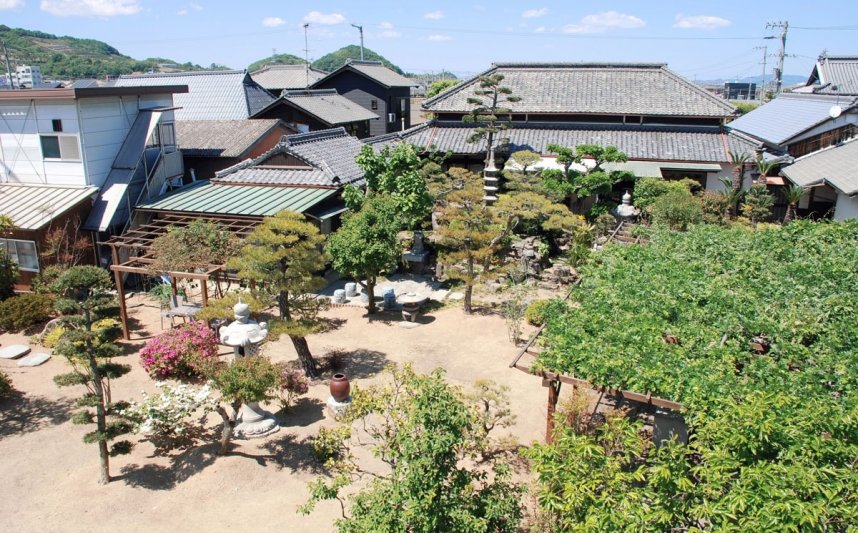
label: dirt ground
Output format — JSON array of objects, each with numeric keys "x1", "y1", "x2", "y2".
[{"x1": 0, "y1": 293, "x2": 554, "y2": 533}]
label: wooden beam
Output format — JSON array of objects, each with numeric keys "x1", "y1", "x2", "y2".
[
  {"x1": 111, "y1": 245, "x2": 130, "y2": 341},
  {"x1": 200, "y1": 278, "x2": 208, "y2": 307}
]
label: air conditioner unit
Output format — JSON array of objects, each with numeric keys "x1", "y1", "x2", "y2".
[{"x1": 388, "y1": 112, "x2": 397, "y2": 122}]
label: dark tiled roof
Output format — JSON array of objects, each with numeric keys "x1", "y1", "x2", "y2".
[
  {"x1": 214, "y1": 127, "x2": 365, "y2": 187},
  {"x1": 781, "y1": 137, "x2": 858, "y2": 195},
  {"x1": 176, "y1": 119, "x2": 286, "y2": 157},
  {"x1": 727, "y1": 93, "x2": 858, "y2": 146},
  {"x1": 422, "y1": 62, "x2": 737, "y2": 117},
  {"x1": 280, "y1": 89, "x2": 378, "y2": 125},
  {"x1": 250, "y1": 64, "x2": 328, "y2": 91},
  {"x1": 313, "y1": 60, "x2": 416, "y2": 89},
  {"x1": 115, "y1": 70, "x2": 275, "y2": 121},
  {"x1": 807, "y1": 55, "x2": 858, "y2": 95},
  {"x1": 368, "y1": 120, "x2": 752, "y2": 163}
]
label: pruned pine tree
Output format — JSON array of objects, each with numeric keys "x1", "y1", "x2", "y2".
[
  {"x1": 229, "y1": 210, "x2": 328, "y2": 378},
  {"x1": 542, "y1": 144, "x2": 632, "y2": 212},
  {"x1": 463, "y1": 74, "x2": 521, "y2": 170},
  {"x1": 52, "y1": 266, "x2": 131, "y2": 484}
]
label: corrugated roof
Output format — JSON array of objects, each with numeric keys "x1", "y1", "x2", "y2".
[
  {"x1": 0, "y1": 184, "x2": 96, "y2": 230},
  {"x1": 250, "y1": 64, "x2": 328, "y2": 91},
  {"x1": 781, "y1": 137, "x2": 858, "y2": 195},
  {"x1": 313, "y1": 60, "x2": 416, "y2": 89},
  {"x1": 807, "y1": 55, "x2": 858, "y2": 95},
  {"x1": 115, "y1": 70, "x2": 275, "y2": 121},
  {"x1": 137, "y1": 181, "x2": 337, "y2": 217},
  {"x1": 215, "y1": 127, "x2": 365, "y2": 187},
  {"x1": 422, "y1": 63, "x2": 737, "y2": 117},
  {"x1": 280, "y1": 89, "x2": 378, "y2": 125},
  {"x1": 176, "y1": 119, "x2": 286, "y2": 157},
  {"x1": 728, "y1": 93, "x2": 857, "y2": 146},
  {"x1": 368, "y1": 121, "x2": 751, "y2": 163}
]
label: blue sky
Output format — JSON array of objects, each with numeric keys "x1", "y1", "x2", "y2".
[{"x1": 2, "y1": 0, "x2": 857, "y2": 80}]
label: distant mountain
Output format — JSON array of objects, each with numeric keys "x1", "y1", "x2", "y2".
[
  {"x1": 311, "y1": 45, "x2": 404, "y2": 75},
  {"x1": 0, "y1": 25, "x2": 212, "y2": 80},
  {"x1": 247, "y1": 53, "x2": 307, "y2": 73},
  {"x1": 697, "y1": 74, "x2": 807, "y2": 86}
]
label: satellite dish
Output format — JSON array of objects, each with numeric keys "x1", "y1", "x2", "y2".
[{"x1": 829, "y1": 105, "x2": 842, "y2": 118}]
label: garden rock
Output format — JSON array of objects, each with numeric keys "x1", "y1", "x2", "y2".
[
  {"x1": 0, "y1": 344, "x2": 30, "y2": 359},
  {"x1": 18, "y1": 352, "x2": 51, "y2": 367}
]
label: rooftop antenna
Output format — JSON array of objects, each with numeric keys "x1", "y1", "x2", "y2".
[
  {"x1": 302, "y1": 23, "x2": 311, "y2": 90},
  {"x1": 351, "y1": 24, "x2": 364, "y2": 60}
]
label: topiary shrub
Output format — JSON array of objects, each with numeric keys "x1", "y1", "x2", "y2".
[
  {"x1": 0, "y1": 370, "x2": 12, "y2": 398},
  {"x1": 649, "y1": 189, "x2": 703, "y2": 231},
  {"x1": 0, "y1": 293, "x2": 55, "y2": 332},
  {"x1": 525, "y1": 299, "x2": 554, "y2": 326},
  {"x1": 140, "y1": 321, "x2": 220, "y2": 379}
]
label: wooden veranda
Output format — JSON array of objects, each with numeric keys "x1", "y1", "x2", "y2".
[{"x1": 100, "y1": 213, "x2": 262, "y2": 340}]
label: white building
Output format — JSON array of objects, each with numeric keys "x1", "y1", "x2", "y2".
[{"x1": 3, "y1": 65, "x2": 43, "y2": 88}]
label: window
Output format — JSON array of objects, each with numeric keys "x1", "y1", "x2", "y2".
[
  {"x1": 0, "y1": 239, "x2": 39, "y2": 272},
  {"x1": 51, "y1": 119, "x2": 63, "y2": 132},
  {"x1": 371, "y1": 99, "x2": 378, "y2": 110},
  {"x1": 40, "y1": 135, "x2": 80, "y2": 160},
  {"x1": 158, "y1": 122, "x2": 176, "y2": 147}
]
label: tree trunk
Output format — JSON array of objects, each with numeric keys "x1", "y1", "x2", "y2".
[
  {"x1": 290, "y1": 335, "x2": 318, "y2": 378},
  {"x1": 365, "y1": 275, "x2": 377, "y2": 314},
  {"x1": 783, "y1": 203, "x2": 796, "y2": 225},
  {"x1": 730, "y1": 166, "x2": 743, "y2": 220},
  {"x1": 463, "y1": 256, "x2": 474, "y2": 314},
  {"x1": 215, "y1": 401, "x2": 240, "y2": 455},
  {"x1": 85, "y1": 306, "x2": 110, "y2": 485}
]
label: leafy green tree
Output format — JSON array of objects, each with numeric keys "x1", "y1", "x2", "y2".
[
  {"x1": 52, "y1": 266, "x2": 131, "y2": 484},
  {"x1": 425, "y1": 78, "x2": 460, "y2": 98},
  {"x1": 301, "y1": 365, "x2": 523, "y2": 532},
  {"x1": 782, "y1": 184, "x2": 805, "y2": 224},
  {"x1": 327, "y1": 196, "x2": 401, "y2": 314},
  {"x1": 229, "y1": 211, "x2": 328, "y2": 378},
  {"x1": 649, "y1": 188, "x2": 703, "y2": 230},
  {"x1": 149, "y1": 220, "x2": 241, "y2": 274},
  {"x1": 464, "y1": 74, "x2": 521, "y2": 170},
  {"x1": 248, "y1": 53, "x2": 306, "y2": 72},
  {"x1": 312, "y1": 45, "x2": 404, "y2": 74},
  {"x1": 208, "y1": 356, "x2": 279, "y2": 455},
  {"x1": 542, "y1": 144, "x2": 633, "y2": 212},
  {"x1": 349, "y1": 143, "x2": 433, "y2": 229},
  {"x1": 508, "y1": 149, "x2": 541, "y2": 173},
  {"x1": 741, "y1": 184, "x2": 775, "y2": 225}
]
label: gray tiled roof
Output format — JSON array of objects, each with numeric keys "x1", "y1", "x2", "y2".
[
  {"x1": 115, "y1": 70, "x2": 275, "y2": 121},
  {"x1": 250, "y1": 64, "x2": 328, "y2": 91},
  {"x1": 313, "y1": 60, "x2": 416, "y2": 89},
  {"x1": 781, "y1": 137, "x2": 858, "y2": 195},
  {"x1": 807, "y1": 55, "x2": 858, "y2": 95},
  {"x1": 368, "y1": 121, "x2": 753, "y2": 163},
  {"x1": 280, "y1": 89, "x2": 378, "y2": 125},
  {"x1": 422, "y1": 63, "x2": 737, "y2": 117},
  {"x1": 176, "y1": 119, "x2": 286, "y2": 157},
  {"x1": 214, "y1": 127, "x2": 365, "y2": 187},
  {"x1": 727, "y1": 93, "x2": 858, "y2": 146}
]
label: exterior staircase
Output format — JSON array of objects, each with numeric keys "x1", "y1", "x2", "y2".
[{"x1": 607, "y1": 220, "x2": 645, "y2": 245}]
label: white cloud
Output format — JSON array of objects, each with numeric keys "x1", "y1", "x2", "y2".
[
  {"x1": 522, "y1": 8, "x2": 547, "y2": 19},
  {"x1": 303, "y1": 10, "x2": 346, "y2": 25},
  {"x1": 563, "y1": 11, "x2": 645, "y2": 34},
  {"x1": 424, "y1": 10, "x2": 444, "y2": 20},
  {"x1": 0, "y1": 0, "x2": 24, "y2": 10},
  {"x1": 177, "y1": 3, "x2": 201, "y2": 16},
  {"x1": 673, "y1": 14, "x2": 731, "y2": 30},
  {"x1": 534, "y1": 26, "x2": 546, "y2": 33},
  {"x1": 40, "y1": 0, "x2": 141, "y2": 16},
  {"x1": 428, "y1": 34, "x2": 452, "y2": 41},
  {"x1": 377, "y1": 21, "x2": 401, "y2": 38},
  {"x1": 177, "y1": 8, "x2": 186, "y2": 15},
  {"x1": 261, "y1": 16, "x2": 285, "y2": 27}
]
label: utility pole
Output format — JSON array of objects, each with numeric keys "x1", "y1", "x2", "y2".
[
  {"x1": 302, "y1": 23, "x2": 310, "y2": 90},
  {"x1": 351, "y1": 24, "x2": 364, "y2": 60},
  {"x1": 2, "y1": 41, "x2": 14, "y2": 90},
  {"x1": 755, "y1": 45, "x2": 768, "y2": 102},
  {"x1": 766, "y1": 20, "x2": 788, "y2": 95}
]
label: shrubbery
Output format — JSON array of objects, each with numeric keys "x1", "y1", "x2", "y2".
[
  {"x1": 122, "y1": 382, "x2": 216, "y2": 452},
  {"x1": 0, "y1": 370, "x2": 12, "y2": 398},
  {"x1": 525, "y1": 299, "x2": 554, "y2": 326},
  {"x1": 0, "y1": 293, "x2": 54, "y2": 332},
  {"x1": 633, "y1": 177, "x2": 696, "y2": 212},
  {"x1": 649, "y1": 189, "x2": 703, "y2": 230},
  {"x1": 140, "y1": 321, "x2": 219, "y2": 379}
]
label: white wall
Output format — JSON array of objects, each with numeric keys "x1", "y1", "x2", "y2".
[
  {"x1": 0, "y1": 99, "x2": 85, "y2": 185},
  {"x1": 834, "y1": 193, "x2": 858, "y2": 221},
  {"x1": 78, "y1": 97, "x2": 138, "y2": 188}
]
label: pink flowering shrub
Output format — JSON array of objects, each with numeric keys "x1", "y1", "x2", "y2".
[
  {"x1": 140, "y1": 321, "x2": 219, "y2": 379},
  {"x1": 276, "y1": 367, "x2": 310, "y2": 410}
]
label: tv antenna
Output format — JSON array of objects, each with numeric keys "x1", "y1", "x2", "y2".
[{"x1": 351, "y1": 24, "x2": 364, "y2": 60}]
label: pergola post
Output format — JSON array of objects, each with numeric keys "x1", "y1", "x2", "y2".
[
  {"x1": 110, "y1": 245, "x2": 130, "y2": 341},
  {"x1": 201, "y1": 278, "x2": 208, "y2": 307}
]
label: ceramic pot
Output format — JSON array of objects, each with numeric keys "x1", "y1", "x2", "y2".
[{"x1": 330, "y1": 373, "x2": 351, "y2": 402}]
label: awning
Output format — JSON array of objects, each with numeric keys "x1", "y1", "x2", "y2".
[
  {"x1": 765, "y1": 176, "x2": 785, "y2": 186},
  {"x1": 137, "y1": 182, "x2": 338, "y2": 217},
  {"x1": 604, "y1": 161, "x2": 722, "y2": 178},
  {"x1": 659, "y1": 162, "x2": 722, "y2": 172},
  {"x1": 306, "y1": 204, "x2": 348, "y2": 221},
  {"x1": 0, "y1": 184, "x2": 97, "y2": 230}
]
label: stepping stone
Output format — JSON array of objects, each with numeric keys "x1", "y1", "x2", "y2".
[
  {"x1": 0, "y1": 344, "x2": 30, "y2": 360},
  {"x1": 18, "y1": 352, "x2": 51, "y2": 367},
  {"x1": 448, "y1": 292, "x2": 464, "y2": 301}
]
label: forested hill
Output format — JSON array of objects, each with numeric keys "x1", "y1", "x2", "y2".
[
  {"x1": 0, "y1": 25, "x2": 213, "y2": 80},
  {"x1": 310, "y1": 45, "x2": 405, "y2": 75}
]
